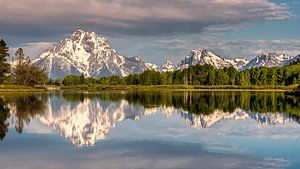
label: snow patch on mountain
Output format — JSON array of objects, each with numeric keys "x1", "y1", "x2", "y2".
[{"x1": 145, "y1": 62, "x2": 158, "y2": 70}]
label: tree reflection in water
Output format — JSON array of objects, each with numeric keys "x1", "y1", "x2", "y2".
[
  {"x1": 0, "y1": 94, "x2": 48, "y2": 140},
  {"x1": 0, "y1": 98, "x2": 10, "y2": 140},
  {"x1": 61, "y1": 91, "x2": 300, "y2": 119}
]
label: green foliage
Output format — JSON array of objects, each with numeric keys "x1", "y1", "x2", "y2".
[
  {"x1": 63, "y1": 75, "x2": 80, "y2": 86},
  {"x1": 0, "y1": 39, "x2": 11, "y2": 83},
  {"x1": 13, "y1": 60, "x2": 48, "y2": 86},
  {"x1": 54, "y1": 78, "x2": 63, "y2": 86},
  {"x1": 60, "y1": 63, "x2": 300, "y2": 87}
]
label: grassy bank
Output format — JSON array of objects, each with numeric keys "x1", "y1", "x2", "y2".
[
  {"x1": 0, "y1": 84, "x2": 299, "y2": 92},
  {"x1": 60, "y1": 84, "x2": 299, "y2": 92},
  {"x1": 0, "y1": 84, "x2": 47, "y2": 92}
]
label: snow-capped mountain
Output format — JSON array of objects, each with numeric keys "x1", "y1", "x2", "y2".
[
  {"x1": 177, "y1": 49, "x2": 249, "y2": 70},
  {"x1": 241, "y1": 53, "x2": 292, "y2": 70},
  {"x1": 33, "y1": 30, "x2": 154, "y2": 79},
  {"x1": 159, "y1": 60, "x2": 175, "y2": 72},
  {"x1": 34, "y1": 96, "x2": 298, "y2": 146}
]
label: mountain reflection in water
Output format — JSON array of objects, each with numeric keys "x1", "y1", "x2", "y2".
[{"x1": 1, "y1": 91, "x2": 300, "y2": 146}]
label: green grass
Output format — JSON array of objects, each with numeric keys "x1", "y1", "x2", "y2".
[
  {"x1": 1, "y1": 84, "x2": 298, "y2": 92},
  {"x1": 60, "y1": 84, "x2": 299, "y2": 91},
  {"x1": 0, "y1": 84, "x2": 47, "y2": 92}
]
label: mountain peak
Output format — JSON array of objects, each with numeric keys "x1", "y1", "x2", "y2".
[
  {"x1": 34, "y1": 30, "x2": 152, "y2": 79},
  {"x1": 71, "y1": 29, "x2": 96, "y2": 36},
  {"x1": 283, "y1": 54, "x2": 300, "y2": 66},
  {"x1": 241, "y1": 52, "x2": 292, "y2": 70},
  {"x1": 70, "y1": 30, "x2": 105, "y2": 42},
  {"x1": 178, "y1": 48, "x2": 248, "y2": 70},
  {"x1": 159, "y1": 60, "x2": 175, "y2": 72}
]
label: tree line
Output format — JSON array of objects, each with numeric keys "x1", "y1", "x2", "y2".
[
  {"x1": 61, "y1": 63, "x2": 300, "y2": 86},
  {"x1": 0, "y1": 39, "x2": 48, "y2": 85}
]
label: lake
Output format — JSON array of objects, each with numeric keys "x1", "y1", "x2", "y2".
[{"x1": 0, "y1": 91, "x2": 300, "y2": 169}]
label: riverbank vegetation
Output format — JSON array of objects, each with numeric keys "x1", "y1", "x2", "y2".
[{"x1": 0, "y1": 39, "x2": 48, "y2": 90}]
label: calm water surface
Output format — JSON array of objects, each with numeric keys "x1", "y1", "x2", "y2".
[{"x1": 0, "y1": 91, "x2": 300, "y2": 169}]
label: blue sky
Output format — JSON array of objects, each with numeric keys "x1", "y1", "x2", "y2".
[{"x1": 0, "y1": 0, "x2": 299, "y2": 64}]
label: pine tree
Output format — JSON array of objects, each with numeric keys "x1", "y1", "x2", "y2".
[
  {"x1": 208, "y1": 70, "x2": 215, "y2": 85},
  {"x1": 0, "y1": 39, "x2": 10, "y2": 83},
  {"x1": 80, "y1": 73, "x2": 85, "y2": 85},
  {"x1": 15, "y1": 48, "x2": 25, "y2": 64},
  {"x1": 268, "y1": 68, "x2": 277, "y2": 86}
]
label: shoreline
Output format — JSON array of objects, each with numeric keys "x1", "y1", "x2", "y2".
[
  {"x1": 60, "y1": 84, "x2": 299, "y2": 92},
  {"x1": 1, "y1": 84, "x2": 299, "y2": 92}
]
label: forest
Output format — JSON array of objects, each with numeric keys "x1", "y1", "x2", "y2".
[{"x1": 60, "y1": 61, "x2": 300, "y2": 87}]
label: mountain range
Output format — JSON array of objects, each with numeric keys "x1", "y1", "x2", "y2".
[{"x1": 33, "y1": 30, "x2": 300, "y2": 79}]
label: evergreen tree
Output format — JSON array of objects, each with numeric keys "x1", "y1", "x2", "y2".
[
  {"x1": 80, "y1": 73, "x2": 85, "y2": 84},
  {"x1": 208, "y1": 69, "x2": 215, "y2": 85},
  {"x1": 268, "y1": 68, "x2": 277, "y2": 86},
  {"x1": 260, "y1": 68, "x2": 268, "y2": 85},
  {"x1": 226, "y1": 67, "x2": 237, "y2": 85},
  {"x1": 15, "y1": 48, "x2": 25, "y2": 64},
  {"x1": 182, "y1": 69, "x2": 189, "y2": 85},
  {"x1": 0, "y1": 39, "x2": 10, "y2": 83}
]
